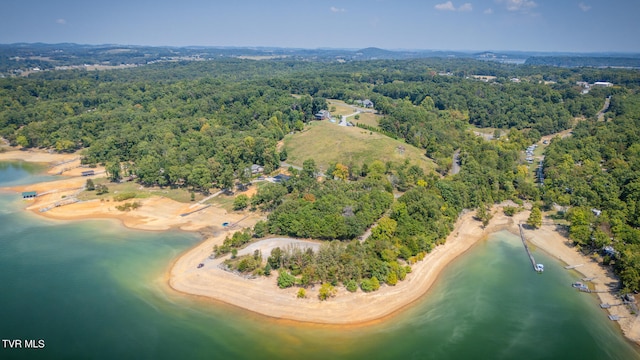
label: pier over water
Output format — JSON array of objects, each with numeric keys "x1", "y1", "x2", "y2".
[{"x1": 519, "y1": 224, "x2": 543, "y2": 272}]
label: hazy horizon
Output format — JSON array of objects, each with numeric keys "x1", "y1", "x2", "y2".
[
  {"x1": 2, "y1": 0, "x2": 639, "y2": 53},
  {"x1": 4, "y1": 42, "x2": 640, "y2": 56}
]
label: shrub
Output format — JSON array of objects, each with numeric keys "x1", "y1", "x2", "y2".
[
  {"x1": 85, "y1": 179, "x2": 95, "y2": 191},
  {"x1": 277, "y1": 271, "x2": 296, "y2": 289},
  {"x1": 297, "y1": 288, "x2": 306, "y2": 299},
  {"x1": 113, "y1": 192, "x2": 136, "y2": 202},
  {"x1": 360, "y1": 277, "x2": 381, "y2": 292},
  {"x1": 318, "y1": 283, "x2": 337, "y2": 301},
  {"x1": 253, "y1": 221, "x2": 268, "y2": 238},
  {"x1": 345, "y1": 279, "x2": 358, "y2": 292},
  {"x1": 115, "y1": 201, "x2": 141, "y2": 211},
  {"x1": 236, "y1": 256, "x2": 260, "y2": 273},
  {"x1": 503, "y1": 206, "x2": 518, "y2": 217},
  {"x1": 387, "y1": 271, "x2": 398, "y2": 286},
  {"x1": 233, "y1": 194, "x2": 249, "y2": 210}
]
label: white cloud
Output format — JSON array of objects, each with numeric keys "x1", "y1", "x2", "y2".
[
  {"x1": 330, "y1": 6, "x2": 346, "y2": 13},
  {"x1": 498, "y1": 0, "x2": 537, "y2": 13},
  {"x1": 55, "y1": 18, "x2": 66, "y2": 25},
  {"x1": 435, "y1": 1, "x2": 472, "y2": 12},
  {"x1": 459, "y1": 3, "x2": 473, "y2": 12},
  {"x1": 435, "y1": 1, "x2": 456, "y2": 11},
  {"x1": 484, "y1": 8, "x2": 494, "y2": 14},
  {"x1": 578, "y1": 2, "x2": 591, "y2": 12}
]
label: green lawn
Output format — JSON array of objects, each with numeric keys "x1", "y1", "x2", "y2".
[
  {"x1": 352, "y1": 112, "x2": 380, "y2": 127},
  {"x1": 328, "y1": 100, "x2": 357, "y2": 117},
  {"x1": 77, "y1": 177, "x2": 208, "y2": 203},
  {"x1": 283, "y1": 121, "x2": 434, "y2": 173}
]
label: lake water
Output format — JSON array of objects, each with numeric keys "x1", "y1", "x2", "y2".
[{"x1": 1, "y1": 162, "x2": 639, "y2": 359}]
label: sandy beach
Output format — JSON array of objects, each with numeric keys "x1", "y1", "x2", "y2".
[
  {"x1": 1, "y1": 148, "x2": 260, "y2": 233},
  {"x1": 522, "y1": 220, "x2": 640, "y2": 343},
  {"x1": 168, "y1": 206, "x2": 640, "y2": 343},
  {"x1": 2, "y1": 148, "x2": 639, "y2": 343}
]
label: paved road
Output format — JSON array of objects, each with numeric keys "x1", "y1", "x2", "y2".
[
  {"x1": 238, "y1": 238, "x2": 322, "y2": 257},
  {"x1": 451, "y1": 149, "x2": 461, "y2": 175},
  {"x1": 597, "y1": 96, "x2": 612, "y2": 122}
]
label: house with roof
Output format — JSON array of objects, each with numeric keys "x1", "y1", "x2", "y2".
[
  {"x1": 314, "y1": 110, "x2": 331, "y2": 120},
  {"x1": 355, "y1": 99, "x2": 374, "y2": 108},
  {"x1": 250, "y1": 164, "x2": 264, "y2": 175},
  {"x1": 273, "y1": 174, "x2": 290, "y2": 183}
]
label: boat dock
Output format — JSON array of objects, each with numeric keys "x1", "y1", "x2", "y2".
[
  {"x1": 600, "y1": 303, "x2": 623, "y2": 309},
  {"x1": 180, "y1": 204, "x2": 211, "y2": 217},
  {"x1": 518, "y1": 224, "x2": 543, "y2": 272}
]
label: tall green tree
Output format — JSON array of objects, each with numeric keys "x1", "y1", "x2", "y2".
[{"x1": 527, "y1": 207, "x2": 542, "y2": 229}]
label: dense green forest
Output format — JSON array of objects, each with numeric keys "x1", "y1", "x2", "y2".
[
  {"x1": 2, "y1": 56, "x2": 640, "y2": 293},
  {"x1": 543, "y1": 90, "x2": 640, "y2": 292}
]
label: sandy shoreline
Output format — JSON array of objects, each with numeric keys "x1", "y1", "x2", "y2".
[
  {"x1": 168, "y1": 206, "x2": 640, "y2": 343},
  {"x1": 522, "y1": 221, "x2": 640, "y2": 344},
  {"x1": 1, "y1": 149, "x2": 260, "y2": 233},
  {"x1": 2, "y1": 149, "x2": 639, "y2": 343}
]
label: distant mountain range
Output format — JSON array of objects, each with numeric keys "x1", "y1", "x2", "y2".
[{"x1": 1, "y1": 43, "x2": 640, "y2": 75}]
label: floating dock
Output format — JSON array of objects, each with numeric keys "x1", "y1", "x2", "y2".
[{"x1": 519, "y1": 224, "x2": 543, "y2": 272}]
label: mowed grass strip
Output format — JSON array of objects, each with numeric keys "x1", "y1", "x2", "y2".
[
  {"x1": 78, "y1": 178, "x2": 208, "y2": 203},
  {"x1": 284, "y1": 121, "x2": 434, "y2": 173},
  {"x1": 352, "y1": 112, "x2": 380, "y2": 128},
  {"x1": 328, "y1": 100, "x2": 356, "y2": 117}
]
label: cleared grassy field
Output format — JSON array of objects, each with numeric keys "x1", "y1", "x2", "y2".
[
  {"x1": 283, "y1": 121, "x2": 434, "y2": 173},
  {"x1": 77, "y1": 177, "x2": 208, "y2": 203},
  {"x1": 352, "y1": 112, "x2": 380, "y2": 127},
  {"x1": 327, "y1": 99, "x2": 381, "y2": 127},
  {"x1": 327, "y1": 100, "x2": 356, "y2": 117}
]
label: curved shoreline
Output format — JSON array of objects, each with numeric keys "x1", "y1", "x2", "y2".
[
  {"x1": 167, "y1": 207, "x2": 640, "y2": 346},
  {"x1": 2, "y1": 151, "x2": 639, "y2": 344},
  {"x1": 167, "y1": 208, "x2": 521, "y2": 325}
]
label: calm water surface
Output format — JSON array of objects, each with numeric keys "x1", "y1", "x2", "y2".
[{"x1": 1, "y1": 162, "x2": 639, "y2": 359}]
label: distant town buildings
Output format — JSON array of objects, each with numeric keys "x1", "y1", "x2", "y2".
[
  {"x1": 471, "y1": 75, "x2": 497, "y2": 82},
  {"x1": 576, "y1": 81, "x2": 614, "y2": 94}
]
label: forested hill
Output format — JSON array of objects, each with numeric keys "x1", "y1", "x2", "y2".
[
  {"x1": 0, "y1": 58, "x2": 631, "y2": 191},
  {"x1": 2, "y1": 54, "x2": 640, "y2": 292},
  {"x1": 3, "y1": 43, "x2": 640, "y2": 75}
]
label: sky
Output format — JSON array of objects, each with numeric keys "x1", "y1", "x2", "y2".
[{"x1": 2, "y1": 0, "x2": 639, "y2": 53}]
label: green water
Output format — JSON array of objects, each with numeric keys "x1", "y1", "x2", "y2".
[{"x1": 1, "y1": 162, "x2": 640, "y2": 359}]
